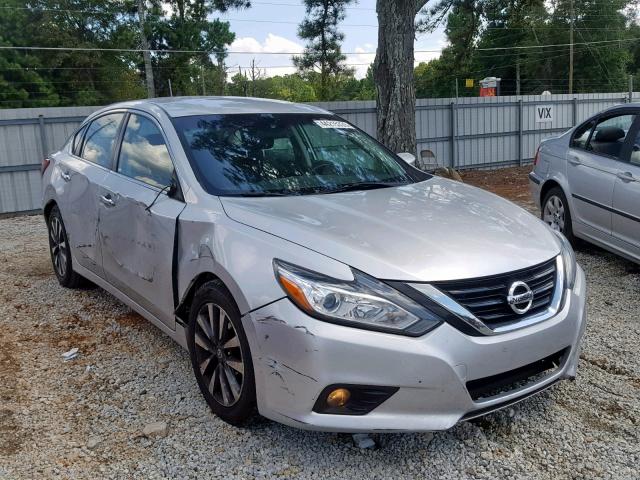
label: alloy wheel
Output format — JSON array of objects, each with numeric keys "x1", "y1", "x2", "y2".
[
  {"x1": 49, "y1": 216, "x2": 68, "y2": 277},
  {"x1": 543, "y1": 195, "x2": 565, "y2": 232},
  {"x1": 193, "y1": 303, "x2": 244, "y2": 407}
]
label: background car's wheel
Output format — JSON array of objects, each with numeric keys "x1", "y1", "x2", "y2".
[
  {"x1": 47, "y1": 205, "x2": 84, "y2": 288},
  {"x1": 542, "y1": 186, "x2": 575, "y2": 244},
  {"x1": 187, "y1": 280, "x2": 256, "y2": 426}
]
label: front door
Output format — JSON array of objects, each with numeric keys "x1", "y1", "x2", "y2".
[
  {"x1": 99, "y1": 113, "x2": 184, "y2": 329},
  {"x1": 566, "y1": 112, "x2": 636, "y2": 236},
  {"x1": 58, "y1": 112, "x2": 125, "y2": 277}
]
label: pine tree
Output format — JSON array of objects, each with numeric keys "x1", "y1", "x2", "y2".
[{"x1": 293, "y1": 0, "x2": 355, "y2": 101}]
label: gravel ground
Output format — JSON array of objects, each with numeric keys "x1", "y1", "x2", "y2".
[{"x1": 1, "y1": 176, "x2": 639, "y2": 479}]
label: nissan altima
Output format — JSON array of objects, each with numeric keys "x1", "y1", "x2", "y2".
[{"x1": 42, "y1": 97, "x2": 586, "y2": 432}]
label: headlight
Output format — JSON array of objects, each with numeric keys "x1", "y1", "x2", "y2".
[
  {"x1": 273, "y1": 259, "x2": 442, "y2": 336},
  {"x1": 553, "y1": 230, "x2": 576, "y2": 289}
]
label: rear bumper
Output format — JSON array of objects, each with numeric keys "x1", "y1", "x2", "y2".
[
  {"x1": 242, "y1": 266, "x2": 586, "y2": 432},
  {"x1": 529, "y1": 171, "x2": 543, "y2": 209}
]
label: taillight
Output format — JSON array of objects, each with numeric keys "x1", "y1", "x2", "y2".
[
  {"x1": 533, "y1": 146, "x2": 541, "y2": 166},
  {"x1": 41, "y1": 157, "x2": 51, "y2": 175}
]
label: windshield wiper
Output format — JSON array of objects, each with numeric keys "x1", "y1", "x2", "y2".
[
  {"x1": 226, "y1": 191, "x2": 289, "y2": 197},
  {"x1": 322, "y1": 181, "x2": 405, "y2": 194}
]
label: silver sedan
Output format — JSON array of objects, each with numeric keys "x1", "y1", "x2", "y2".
[
  {"x1": 42, "y1": 97, "x2": 586, "y2": 432},
  {"x1": 530, "y1": 105, "x2": 640, "y2": 263}
]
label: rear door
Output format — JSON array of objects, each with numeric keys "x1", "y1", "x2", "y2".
[
  {"x1": 566, "y1": 111, "x2": 636, "y2": 236},
  {"x1": 612, "y1": 117, "x2": 640, "y2": 256},
  {"x1": 99, "y1": 112, "x2": 185, "y2": 329},
  {"x1": 57, "y1": 112, "x2": 125, "y2": 277}
]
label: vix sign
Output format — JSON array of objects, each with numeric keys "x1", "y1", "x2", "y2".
[{"x1": 535, "y1": 105, "x2": 554, "y2": 123}]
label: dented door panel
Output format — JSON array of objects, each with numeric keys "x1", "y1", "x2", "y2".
[
  {"x1": 99, "y1": 173, "x2": 184, "y2": 329},
  {"x1": 56, "y1": 156, "x2": 109, "y2": 277}
]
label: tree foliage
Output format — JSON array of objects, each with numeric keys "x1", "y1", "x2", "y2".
[
  {"x1": 415, "y1": 0, "x2": 637, "y2": 98},
  {"x1": 0, "y1": 0, "x2": 248, "y2": 107}
]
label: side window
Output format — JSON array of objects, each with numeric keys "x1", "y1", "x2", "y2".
[
  {"x1": 117, "y1": 114, "x2": 175, "y2": 188},
  {"x1": 72, "y1": 124, "x2": 87, "y2": 156},
  {"x1": 81, "y1": 113, "x2": 124, "y2": 168},
  {"x1": 571, "y1": 120, "x2": 595, "y2": 150},
  {"x1": 586, "y1": 114, "x2": 636, "y2": 160}
]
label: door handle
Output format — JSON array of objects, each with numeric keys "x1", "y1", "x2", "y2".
[
  {"x1": 617, "y1": 171, "x2": 637, "y2": 182},
  {"x1": 60, "y1": 171, "x2": 71, "y2": 182},
  {"x1": 100, "y1": 194, "x2": 116, "y2": 207},
  {"x1": 567, "y1": 156, "x2": 582, "y2": 166}
]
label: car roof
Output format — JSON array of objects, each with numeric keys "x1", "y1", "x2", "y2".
[{"x1": 97, "y1": 96, "x2": 331, "y2": 118}]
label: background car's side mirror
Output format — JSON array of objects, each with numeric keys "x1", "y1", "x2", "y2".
[{"x1": 397, "y1": 152, "x2": 416, "y2": 165}]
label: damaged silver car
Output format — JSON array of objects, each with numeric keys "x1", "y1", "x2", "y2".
[{"x1": 42, "y1": 97, "x2": 587, "y2": 432}]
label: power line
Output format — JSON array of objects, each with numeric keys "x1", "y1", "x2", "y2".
[{"x1": 1, "y1": 37, "x2": 639, "y2": 56}]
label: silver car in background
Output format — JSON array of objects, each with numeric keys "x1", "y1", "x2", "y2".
[
  {"x1": 530, "y1": 105, "x2": 640, "y2": 262},
  {"x1": 43, "y1": 97, "x2": 586, "y2": 432}
]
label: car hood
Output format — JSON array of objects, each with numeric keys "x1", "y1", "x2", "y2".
[{"x1": 219, "y1": 178, "x2": 560, "y2": 282}]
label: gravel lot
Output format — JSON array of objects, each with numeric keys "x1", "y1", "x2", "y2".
[{"x1": 1, "y1": 169, "x2": 639, "y2": 479}]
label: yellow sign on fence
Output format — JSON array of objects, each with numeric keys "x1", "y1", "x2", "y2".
[{"x1": 465, "y1": 78, "x2": 474, "y2": 88}]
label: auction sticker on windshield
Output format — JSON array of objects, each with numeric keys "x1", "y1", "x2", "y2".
[{"x1": 314, "y1": 119, "x2": 354, "y2": 129}]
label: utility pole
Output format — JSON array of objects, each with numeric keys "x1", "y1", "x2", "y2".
[
  {"x1": 137, "y1": 0, "x2": 155, "y2": 98},
  {"x1": 629, "y1": 74, "x2": 634, "y2": 103},
  {"x1": 569, "y1": 0, "x2": 574, "y2": 95},
  {"x1": 168, "y1": 79, "x2": 173, "y2": 97},
  {"x1": 455, "y1": 78, "x2": 459, "y2": 100},
  {"x1": 201, "y1": 65, "x2": 206, "y2": 96},
  {"x1": 516, "y1": 60, "x2": 521, "y2": 96}
]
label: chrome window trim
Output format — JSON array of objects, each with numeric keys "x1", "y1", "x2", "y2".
[{"x1": 408, "y1": 255, "x2": 565, "y2": 336}]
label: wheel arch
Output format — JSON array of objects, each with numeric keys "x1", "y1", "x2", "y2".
[
  {"x1": 175, "y1": 271, "x2": 239, "y2": 326},
  {"x1": 539, "y1": 179, "x2": 563, "y2": 206},
  {"x1": 43, "y1": 199, "x2": 57, "y2": 222}
]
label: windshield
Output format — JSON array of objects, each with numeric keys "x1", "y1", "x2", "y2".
[{"x1": 172, "y1": 113, "x2": 427, "y2": 196}]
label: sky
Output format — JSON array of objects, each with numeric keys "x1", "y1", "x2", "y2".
[{"x1": 218, "y1": 0, "x2": 448, "y2": 79}]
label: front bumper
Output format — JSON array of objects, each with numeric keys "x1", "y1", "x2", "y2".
[{"x1": 242, "y1": 266, "x2": 586, "y2": 432}]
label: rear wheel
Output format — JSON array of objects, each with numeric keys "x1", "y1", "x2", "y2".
[
  {"x1": 542, "y1": 187, "x2": 575, "y2": 244},
  {"x1": 187, "y1": 281, "x2": 256, "y2": 426},
  {"x1": 47, "y1": 205, "x2": 84, "y2": 288}
]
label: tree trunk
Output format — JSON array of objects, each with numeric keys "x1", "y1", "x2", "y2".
[
  {"x1": 137, "y1": 0, "x2": 155, "y2": 98},
  {"x1": 374, "y1": 0, "x2": 420, "y2": 154}
]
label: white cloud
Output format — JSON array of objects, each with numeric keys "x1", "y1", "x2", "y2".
[{"x1": 227, "y1": 34, "x2": 304, "y2": 77}]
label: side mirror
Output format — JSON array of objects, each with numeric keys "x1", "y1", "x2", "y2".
[{"x1": 397, "y1": 152, "x2": 416, "y2": 165}]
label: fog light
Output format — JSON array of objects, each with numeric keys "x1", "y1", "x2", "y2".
[{"x1": 326, "y1": 388, "x2": 351, "y2": 408}]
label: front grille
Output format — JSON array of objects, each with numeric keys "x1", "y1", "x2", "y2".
[
  {"x1": 466, "y1": 347, "x2": 568, "y2": 401},
  {"x1": 433, "y1": 258, "x2": 557, "y2": 329}
]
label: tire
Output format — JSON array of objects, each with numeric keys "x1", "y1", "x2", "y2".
[
  {"x1": 47, "y1": 205, "x2": 85, "y2": 288},
  {"x1": 187, "y1": 280, "x2": 257, "y2": 427},
  {"x1": 541, "y1": 186, "x2": 576, "y2": 244}
]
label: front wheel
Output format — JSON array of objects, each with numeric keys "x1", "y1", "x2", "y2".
[
  {"x1": 187, "y1": 281, "x2": 256, "y2": 427},
  {"x1": 542, "y1": 187, "x2": 575, "y2": 244}
]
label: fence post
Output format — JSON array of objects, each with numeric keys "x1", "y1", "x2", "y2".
[
  {"x1": 450, "y1": 101, "x2": 457, "y2": 168},
  {"x1": 518, "y1": 99, "x2": 523, "y2": 166},
  {"x1": 38, "y1": 114, "x2": 49, "y2": 158},
  {"x1": 629, "y1": 75, "x2": 634, "y2": 103},
  {"x1": 572, "y1": 97, "x2": 578, "y2": 126}
]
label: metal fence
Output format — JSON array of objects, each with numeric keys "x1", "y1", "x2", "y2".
[{"x1": 0, "y1": 92, "x2": 634, "y2": 215}]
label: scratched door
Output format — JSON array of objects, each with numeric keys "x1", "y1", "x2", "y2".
[{"x1": 98, "y1": 113, "x2": 185, "y2": 329}]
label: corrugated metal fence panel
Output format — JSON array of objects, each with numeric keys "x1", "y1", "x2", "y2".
[
  {"x1": 0, "y1": 106, "x2": 99, "y2": 214},
  {"x1": 1, "y1": 94, "x2": 638, "y2": 214}
]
